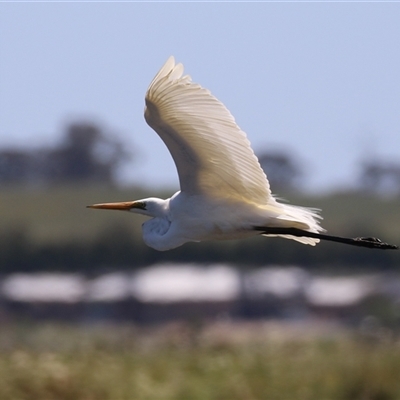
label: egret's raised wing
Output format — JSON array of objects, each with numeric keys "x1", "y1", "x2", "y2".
[{"x1": 145, "y1": 56, "x2": 271, "y2": 204}]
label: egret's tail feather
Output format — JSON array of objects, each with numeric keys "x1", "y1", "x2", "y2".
[
  {"x1": 260, "y1": 203, "x2": 324, "y2": 246},
  {"x1": 268, "y1": 234, "x2": 320, "y2": 246}
]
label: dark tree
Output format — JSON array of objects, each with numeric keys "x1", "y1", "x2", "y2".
[
  {"x1": 257, "y1": 151, "x2": 302, "y2": 192},
  {"x1": 0, "y1": 121, "x2": 131, "y2": 186},
  {"x1": 0, "y1": 150, "x2": 36, "y2": 184},
  {"x1": 359, "y1": 161, "x2": 400, "y2": 195},
  {"x1": 44, "y1": 122, "x2": 129, "y2": 184}
]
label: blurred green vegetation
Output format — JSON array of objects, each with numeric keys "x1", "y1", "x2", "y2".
[
  {"x1": 0, "y1": 321, "x2": 400, "y2": 400},
  {"x1": 0, "y1": 185, "x2": 399, "y2": 272}
]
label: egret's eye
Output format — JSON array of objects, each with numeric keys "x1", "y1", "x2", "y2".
[{"x1": 135, "y1": 201, "x2": 147, "y2": 210}]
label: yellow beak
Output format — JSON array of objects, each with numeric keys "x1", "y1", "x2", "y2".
[{"x1": 87, "y1": 201, "x2": 140, "y2": 211}]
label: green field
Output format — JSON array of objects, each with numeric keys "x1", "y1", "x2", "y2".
[{"x1": 1, "y1": 321, "x2": 400, "y2": 400}]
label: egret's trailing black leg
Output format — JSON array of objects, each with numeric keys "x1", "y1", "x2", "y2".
[{"x1": 254, "y1": 227, "x2": 398, "y2": 250}]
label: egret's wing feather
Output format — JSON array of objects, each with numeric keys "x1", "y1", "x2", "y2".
[{"x1": 145, "y1": 56, "x2": 271, "y2": 203}]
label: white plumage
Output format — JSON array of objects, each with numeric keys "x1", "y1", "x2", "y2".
[
  {"x1": 145, "y1": 56, "x2": 270, "y2": 202},
  {"x1": 89, "y1": 56, "x2": 325, "y2": 251}
]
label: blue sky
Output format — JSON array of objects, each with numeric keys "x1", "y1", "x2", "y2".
[{"x1": 1, "y1": 3, "x2": 399, "y2": 193}]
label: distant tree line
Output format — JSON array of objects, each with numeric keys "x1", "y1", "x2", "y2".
[
  {"x1": 1, "y1": 121, "x2": 400, "y2": 196},
  {"x1": 0, "y1": 122, "x2": 129, "y2": 186},
  {"x1": 258, "y1": 152, "x2": 400, "y2": 196}
]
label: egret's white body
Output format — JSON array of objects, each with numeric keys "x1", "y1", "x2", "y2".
[
  {"x1": 89, "y1": 57, "x2": 397, "y2": 251},
  {"x1": 137, "y1": 191, "x2": 321, "y2": 251}
]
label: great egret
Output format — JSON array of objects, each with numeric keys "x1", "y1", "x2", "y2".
[{"x1": 88, "y1": 57, "x2": 397, "y2": 251}]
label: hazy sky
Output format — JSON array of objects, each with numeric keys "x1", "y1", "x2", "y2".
[{"x1": 1, "y1": 3, "x2": 399, "y2": 193}]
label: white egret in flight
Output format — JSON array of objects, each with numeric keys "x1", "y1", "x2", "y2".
[{"x1": 88, "y1": 57, "x2": 397, "y2": 251}]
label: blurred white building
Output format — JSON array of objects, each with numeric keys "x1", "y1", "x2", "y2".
[{"x1": 0, "y1": 265, "x2": 397, "y2": 324}]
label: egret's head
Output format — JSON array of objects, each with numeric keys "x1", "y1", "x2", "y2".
[{"x1": 87, "y1": 198, "x2": 167, "y2": 217}]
